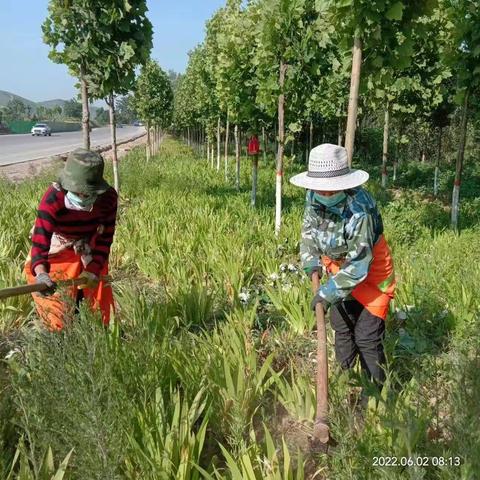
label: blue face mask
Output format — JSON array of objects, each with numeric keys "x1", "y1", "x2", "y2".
[
  {"x1": 313, "y1": 191, "x2": 347, "y2": 208},
  {"x1": 66, "y1": 191, "x2": 97, "y2": 210}
]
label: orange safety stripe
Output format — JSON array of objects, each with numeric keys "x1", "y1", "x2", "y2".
[{"x1": 321, "y1": 235, "x2": 396, "y2": 320}]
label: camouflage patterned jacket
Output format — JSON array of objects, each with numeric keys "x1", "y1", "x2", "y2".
[{"x1": 300, "y1": 187, "x2": 384, "y2": 305}]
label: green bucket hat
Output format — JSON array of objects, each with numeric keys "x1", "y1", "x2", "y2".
[{"x1": 59, "y1": 148, "x2": 110, "y2": 195}]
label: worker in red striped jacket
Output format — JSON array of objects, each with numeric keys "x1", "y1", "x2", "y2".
[{"x1": 24, "y1": 148, "x2": 117, "y2": 330}]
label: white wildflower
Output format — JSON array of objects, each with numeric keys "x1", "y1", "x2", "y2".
[
  {"x1": 269, "y1": 273, "x2": 279, "y2": 281},
  {"x1": 5, "y1": 348, "x2": 20, "y2": 360},
  {"x1": 438, "y1": 309, "x2": 449, "y2": 319},
  {"x1": 287, "y1": 264, "x2": 298, "y2": 273},
  {"x1": 239, "y1": 291, "x2": 251, "y2": 304}
]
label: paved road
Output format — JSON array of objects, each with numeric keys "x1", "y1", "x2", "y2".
[{"x1": 0, "y1": 126, "x2": 145, "y2": 166}]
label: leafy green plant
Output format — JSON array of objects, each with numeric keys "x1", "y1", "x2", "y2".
[
  {"x1": 6, "y1": 438, "x2": 73, "y2": 480},
  {"x1": 198, "y1": 425, "x2": 309, "y2": 480},
  {"x1": 126, "y1": 387, "x2": 209, "y2": 480},
  {"x1": 265, "y1": 280, "x2": 315, "y2": 335},
  {"x1": 274, "y1": 369, "x2": 316, "y2": 423}
]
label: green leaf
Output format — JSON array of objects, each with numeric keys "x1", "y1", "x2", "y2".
[
  {"x1": 372, "y1": 56, "x2": 384, "y2": 68},
  {"x1": 386, "y1": 1, "x2": 405, "y2": 21},
  {"x1": 288, "y1": 122, "x2": 302, "y2": 133},
  {"x1": 52, "y1": 449, "x2": 74, "y2": 480}
]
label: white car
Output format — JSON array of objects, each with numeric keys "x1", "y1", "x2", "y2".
[{"x1": 31, "y1": 123, "x2": 52, "y2": 136}]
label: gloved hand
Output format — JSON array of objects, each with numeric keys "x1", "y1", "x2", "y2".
[
  {"x1": 311, "y1": 293, "x2": 328, "y2": 313},
  {"x1": 305, "y1": 266, "x2": 322, "y2": 280},
  {"x1": 77, "y1": 271, "x2": 99, "y2": 290},
  {"x1": 35, "y1": 272, "x2": 57, "y2": 297}
]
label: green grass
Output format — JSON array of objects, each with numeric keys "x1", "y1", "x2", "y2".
[{"x1": 0, "y1": 138, "x2": 479, "y2": 479}]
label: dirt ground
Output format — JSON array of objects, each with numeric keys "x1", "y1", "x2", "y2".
[{"x1": 0, "y1": 133, "x2": 147, "y2": 183}]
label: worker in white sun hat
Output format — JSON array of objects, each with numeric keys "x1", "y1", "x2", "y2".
[{"x1": 291, "y1": 143, "x2": 396, "y2": 404}]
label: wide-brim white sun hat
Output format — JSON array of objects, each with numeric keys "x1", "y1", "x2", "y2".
[{"x1": 290, "y1": 143, "x2": 369, "y2": 191}]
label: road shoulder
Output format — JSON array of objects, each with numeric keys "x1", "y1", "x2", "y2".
[{"x1": 0, "y1": 134, "x2": 146, "y2": 183}]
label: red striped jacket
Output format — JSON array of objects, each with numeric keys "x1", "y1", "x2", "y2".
[{"x1": 30, "y1": 184, "x2": 118, "y2": 276}]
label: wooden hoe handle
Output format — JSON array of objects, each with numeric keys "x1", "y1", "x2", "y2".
[
  {"x1": 311, "y1": 271, "x2": 330, "y2": 444},
  {"x1": 0, "y1": 276, "x2": 112, "y2": 301}
]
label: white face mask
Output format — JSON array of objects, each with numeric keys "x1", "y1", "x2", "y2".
[{"x1": 66, "y1": 191, "x2": 97, "y2": 211}]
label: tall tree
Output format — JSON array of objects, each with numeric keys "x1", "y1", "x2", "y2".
[
  {"x1": 320, "y1": 0, "x2": 430, "y2": 165},
  {"x1": 216, "y1": 0, "x2": 260, "y2": 192},
  {"x1": 444, "y1": 0, "x2": 480, "y2": 229},
  {"x1": 86, "y1": 0, "x2": 153, "y2": 193},
  {"x1": 365, "y1": 6, "x2": 452, "y2": 187},
  {"x1": 43, "y1": 0, "x2": 152, "y2": 158},
  {"x1": 43, "y1": 1, "x2": 97, "y2": 148},
  {"x1": 254, "y1": 0, "x2": 320, "y2": 234},
  {"x1": 135, "y1": 60, "x2": 174, "y2": 161}
]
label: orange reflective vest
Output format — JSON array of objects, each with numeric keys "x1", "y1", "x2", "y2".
[
  {"x1": 321, "y1": 235, "x2": 396, "y2": 320},
  {"x1": 25, "y1": 248, "x2": 114, "y2": 331}
]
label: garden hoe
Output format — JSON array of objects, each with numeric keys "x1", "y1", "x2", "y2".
[
  {"x1": 310, "y1": 271, "x2": 335, "y2": 451},
  {"x1": 0, "y1": 276, "x2": 112, "y2": 301}
]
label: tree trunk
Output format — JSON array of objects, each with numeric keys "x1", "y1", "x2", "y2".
[
  {"x1": 225, "y1": 116, "x2": 230, "y2": 181},
  {"x1": 451, "y1": 91, "x2": 469, "y2": 230},
  {"x1": 274, "y1": 122, "x2": 278, "y2": 156},
  {"x1": 275, "y1": 61, "x2": 287, "y2": 236},
  {"x1": 337, "y1": 118, "x2": 343, "y2": 146},
  {"x1": 344, "y1": 34, "x2": 362, "y2": 166},
  {"x1": 146, "y1": 122, "x2": 151, "y2": 161},
  {"x1": 262, "y1": 126, "x2": 267, "y2": 163},
  {"x1": 80, "y1": 68, "x2": 90, "y2": 150},
  {"x1": 251, "y1": 153, "x2": 258, "y2": 207},
  {"x1": 225, "y1": 116, "x2": 230, "y2": 158},
  {"x1": 235, "y1": 124, "x2": 240, "y2": 190},
  {"x1": 211, "y1": 143, "x2": 215, "y2": 169},
  {"x1": 434, "y1": 127, "x2": 442, "y2": 197},
  {"x1": 309, "y1": 120, "x2": 313, "y2": 153},
  {"x1": 216, "y1": 117, "x2": 221, "y2": 171},
  {"x1": 207, "y1": 137, "x2": 210, "y2": 164},
  {"x1": 381, "y1": 106, "x2": 390, "y2": 189},
  {"x1": 107, "y1": 94, "x2": 119, "y2": 193}
]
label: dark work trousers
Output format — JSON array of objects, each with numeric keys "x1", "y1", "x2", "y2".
[{"x1": 330, "y1": 298, "x2": 386, "y2": 386}]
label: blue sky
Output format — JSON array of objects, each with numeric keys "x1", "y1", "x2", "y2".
[{"x1": 0, "y1": 0, "x2": 224, "y2": 102}]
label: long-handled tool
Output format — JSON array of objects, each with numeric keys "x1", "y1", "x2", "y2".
[
  {"x1": 311, "y1": 271, "x2": 331, "y2": 445},
  {"x1": 0, "y1": 276, "x2": 112, "y2": 301}
]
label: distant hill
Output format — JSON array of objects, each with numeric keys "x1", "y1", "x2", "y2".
[
  {"x1": 0, "y1": 90, "x2": 99, "y2": 115},
  {"x1": 37, "y1": 98, "x2": 67, "y2": 109},
  {"x1": 0, "y1": 90, "x2": 37, "y2": 111}
]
